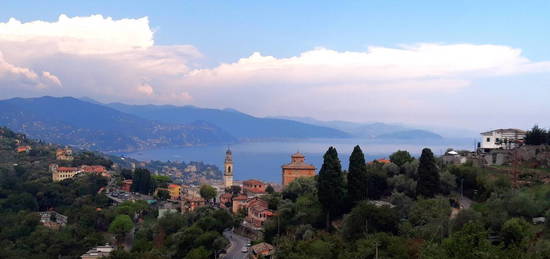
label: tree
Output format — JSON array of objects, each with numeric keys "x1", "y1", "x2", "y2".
[
  {"x1": 524, "y1": 125, "x2": 547, "y2": 145},
  {"x1": 501, "y1": 218, "x2": 532, "y2": 247},
  {"x1": 185, "y1": 246, "x2": 211, "y2": 259},
  {"x1": 131, "y1": 168, "x2": 154, "y2": 195},
  {"x1": 283, "y1": 177, "x2": 317, "y2": 201},
  {"x1": 347, "y1": 145, "x2": 368, "y2": 205},
  {"x1": 265, "y1": 185, "x2": 275, "y2": 194},
  {"x1": 365, "y1": 165, "x2": 388, "y2": 199},
  {"x1": 342, "y1": 201, "x2": 399, "y2": 240},
  {"x1": 438, "y1": 221, "x2": 500, "y2": 259},
  {"x1": 317, "y1": 147, "x2": 346, "y2": 229},
  {"x1": 416, "y1": 148, "x2": 440, "y2": 198},
  {"x1": 109, "y1": 215, "x2": 134, "y2": 245},
  {"x1": 156, "y1": 189, "x2": 170, "y2": 201},
  {"x1": 199, "y1": 184, "x2": 217, "y2": 202},
  {"x1": 390, "y1": 150, "x2": 413, "y2": 167}
]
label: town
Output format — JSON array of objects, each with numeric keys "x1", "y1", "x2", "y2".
[{"x1": 1, "y1": 125, "x2": 547, "y2": 258}]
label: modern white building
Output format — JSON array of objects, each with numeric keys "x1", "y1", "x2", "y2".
[{"x1": 479, "y1": 128, "x2": 526, "y2": 152}]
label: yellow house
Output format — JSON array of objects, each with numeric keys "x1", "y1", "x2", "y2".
[{"x1": 167, "y1": 184, "x2": 182, "y2": 200}]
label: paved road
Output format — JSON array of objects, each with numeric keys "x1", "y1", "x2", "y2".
[
  {"x1": 460, "y1": 195, "x2": 473, "y2": 209},
  {"x1": 222, "y1": 230, "x2": 250, "y2": 259}
]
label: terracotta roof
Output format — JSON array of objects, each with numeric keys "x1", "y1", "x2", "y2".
[
  {"x1": 243, "y1": 179, "x2": 264, "y2": 185},
  {"x1": 220, "y1": 193, "x2": 233, "y2": 199},
  {"x1": 251, "y1": 242, "x2": 275, "y2": 255},
  {"x1": 80, "y1": 165, "x2": 107, "y2": 173},
  {"x1": 233, "y1": 194, "x2": 248, "y2": 201},
  {"x1": 291, "y1": 152, "x2": 305, "y2": 158},
  {"x1": 168, "y1": 184, "x2": 180, "y2": 189},
  {"x1": 368, "y1": 158, "x2": 391, "y2": 165},
  {"x1": 57, "y1": 167, "x2": 79, "y2": 172},
  {"x1": 282, "y1": 161, "x2": 316, "y2": 169}
]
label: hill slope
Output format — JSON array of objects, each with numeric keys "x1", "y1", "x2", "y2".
[
  {"x1": 0, "y1": 97, "x2": 235, "y2": 152},
  {"x1": 106, "y1": 103, "x2": 350, "y2": 140}
]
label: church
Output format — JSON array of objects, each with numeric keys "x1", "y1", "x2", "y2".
[
  {"x1": 223, "y1": 148, "x2": 233, "y2": 188},
  {"x1": 281, "y1": 152, "x2": 316, "y2": 186}
]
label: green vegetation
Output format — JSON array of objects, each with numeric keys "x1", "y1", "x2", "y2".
[
  {"x1": 317, "y1": 147, "x2": 346, "y2": 228},
  {"x1": 199, "y1": 184, "x2": 217, "y2": 202},
  {"x1": 525, "y1": 125, "x2": 549, "y2": 145},
  {"x1": 0, "y1": 127, "x2": 236, "y2": 258},
  {"x1": 416, "y1": 148, "x2": 440, "y2": 198},
  {"x1": 260, "y1": 145, "x2": 550, "y2": 258},
  {"x1": 347, "y1": 145, "x2": 368, "y2": 205}
]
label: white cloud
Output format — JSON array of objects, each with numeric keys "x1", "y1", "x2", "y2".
[
  {"x1": 137, "y1": 83, "x2": 154, "y2": 95},
  {"x1": 184, "y1": 44, "x2": 550, "y2": 88},
  {"x1": 0, "y1": 14, "x2": 549, "y2": 127},
  {"x1": 0, "y1": 51, "x2": 61, "y2": 89},
  {"x1": 0, "y1": 14, "x2": 153, "y2": 54},
  {"x1": 0, "y1": 14, "x2": 198, "y2": 104}
]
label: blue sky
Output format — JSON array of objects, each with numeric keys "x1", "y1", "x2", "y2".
[
  {"x1": 3, "y1": 1, "x2": 550, "y2": 63},
  {"x1": 0, "y1": 1, "x2": 549, "y2": 130}
]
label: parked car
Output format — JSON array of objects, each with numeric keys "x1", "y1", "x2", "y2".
[{"x1": 241, "y1": 247, "x2": 248, "y2": 253}]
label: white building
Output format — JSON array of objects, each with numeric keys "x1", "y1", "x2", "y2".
[{"x1": 480, "y1": 129, "x2": 526, "y2": 152}]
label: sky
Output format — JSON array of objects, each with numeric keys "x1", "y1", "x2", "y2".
[{"x1": 0, "y1": 0, "x2": 549, "y2": 131}]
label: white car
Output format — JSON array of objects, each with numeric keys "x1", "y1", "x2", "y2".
[{"x1": 241, "y1": 247, "x2": 248, "y2": 253}]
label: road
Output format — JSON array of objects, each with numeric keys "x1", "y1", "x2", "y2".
[{"x1": 222, "y1": 229, "x2": 250, "y2": 259}]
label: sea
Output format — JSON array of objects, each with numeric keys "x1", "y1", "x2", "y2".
[{"x1": 123, "y1": 137, "x2": 475, "y2": 183}]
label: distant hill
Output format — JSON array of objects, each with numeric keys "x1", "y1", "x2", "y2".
[
  {"x1": 106, "y1": 103, "x2": 350, "y2": 140},
  {"x1": 375, "y1": 130, "x2": 443, "y2": 140},
  {"x1": 0, "y1": 97, "x2": 235, "y2": 152}
]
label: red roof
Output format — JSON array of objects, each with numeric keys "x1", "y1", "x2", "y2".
[
  {"x1": 243, "y1": 179, "x2": 264, "y2": 185},
  {"x1": 368, "y1": 158, "x2": 391, "y2": 165},
  {"x1": 168, "y1": 184, "x2": 180, "y2": 189},
  {"x1": 233, "y1": 194, "x2": 248, "y2": 201},
  {"x1": 80, "y1": 165, "x2": 107, "y2": 173},
  {"x1": 57, "y1": 167, "x2": 79, "y2": 172}
]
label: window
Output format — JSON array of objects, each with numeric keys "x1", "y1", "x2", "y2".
[{"x1": 486, "y1": 137, "x2": 491, "y2": 142}]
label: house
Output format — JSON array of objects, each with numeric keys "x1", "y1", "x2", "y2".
[
  {"x1": 232, "y1": 194, "x2": 248, "y2": 214},
  {"x1": 220, "y1": 193, "x2": 233, "y2": 208},
  {"x1": 56, "y1": 147, "x2": 73, "y2": 161},
  {"x1": 480, "y1": 129, "x2": 526, "y2": 152},
  {"x1": 121, "y1": 179, "x2": 133, "y2": 192},
  {"x1": 181, "y1": 194, "x2": 206, "y2": 212},
  {"x1": 281, "y1": 152, "x2": 316, "y2": 187},
  {"x1": 16, "y1": 145, "x2": 32, "y2": 153},
  {"x1": 50, "y1": 164, "x2": 109, "y2": 182},
  {"x1": 243, "y1": 179, "x2": 267, "y2": 194},
  {"x1": 250, "y1": 242, "x2": 275, "y2": 258},
  {"x1": 246, "y1": 197, "x2": 274, "y2": 228},
  {"x1": 39, "y1": 210, "x2": 68, "y2": 230},
  {"x1": 167, "y1": 184, "x2": 182, "y2": 200},
  {"x1": 80, "y1": 244, "x2": 114, "y2": 259},
  {"x1": 441, "y1": 150, "x2": 468, "y2": 165}
]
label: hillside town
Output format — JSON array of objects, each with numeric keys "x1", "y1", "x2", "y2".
[{"x1": 1, "y1": 124, "x2": 550, "y2": 258}]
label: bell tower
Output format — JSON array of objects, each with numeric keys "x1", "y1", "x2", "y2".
[{"x1": 223, "y1": 148, "x2": 233, "y2": 188}]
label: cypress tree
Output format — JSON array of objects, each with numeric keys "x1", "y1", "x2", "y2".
[
  {"x1": 347, "y1": 145, "x2": 368, "y2": 205},
  {"x1": 317, "y1": 146, "x2": 346, "y2": 229},
  {"x1": 416, "y1": 148, "x2": 440, "y2": 198}
]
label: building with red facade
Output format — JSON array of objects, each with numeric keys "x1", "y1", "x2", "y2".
[
  {"x1": 281, "y1": 152, "x2": 316, "y2": 187},
  {"x1": 243, "y1": 179, "x2": 267, "y2": 194}
]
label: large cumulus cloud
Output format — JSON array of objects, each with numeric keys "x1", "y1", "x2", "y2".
[{"x1": 0, "y1": 14, "x2": 196, "y2": 103}]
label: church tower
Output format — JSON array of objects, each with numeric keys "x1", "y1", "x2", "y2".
[{"x1": 223, "y1": 148, "x2": 233, "y2": 188}]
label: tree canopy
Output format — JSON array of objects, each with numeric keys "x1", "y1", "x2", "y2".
[
  {"x1": 347, "y1": 145, "x2": 368, "y2": 205},
  {"x1": 317, "y1": 146, "x2": 346, "y2": 228},
  {"x1": 416, "y1": 148, "x2": 440, "y2": 198}
]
